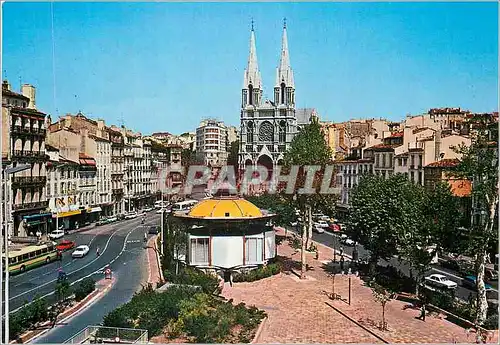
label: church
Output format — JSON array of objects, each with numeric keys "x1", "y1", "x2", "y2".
[{"x1": 238, "y1": 21, "x2": 317, "y2": 183}]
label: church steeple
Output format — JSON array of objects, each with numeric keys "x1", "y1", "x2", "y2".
[
  {"x1": 242, "y1": 20, "x2": 262, "y2": 108},
  {"x1": 275, "y1": 18, "x2": 295, "y2": 106}
]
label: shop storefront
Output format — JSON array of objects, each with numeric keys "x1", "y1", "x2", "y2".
[
  {"x1": 52, "y1": 209, "x2": 83, "y2": 231},
  {"x1": 21, "y1": 213, "x2": 52, "y2": 236}
]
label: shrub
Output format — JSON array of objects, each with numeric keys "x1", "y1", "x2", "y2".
[
  {"x1": 74, "y1": 278, "x2": 96, "y2": 302},
  {"x1": 483, "y1": 313, "x2": 499, "y2": 330},
  {"x1": 233, "y1": 263, "x2": 281, "y2": 283},
  {"x1": 164, "y1": 267, "x2": 221, "y2": 295}
]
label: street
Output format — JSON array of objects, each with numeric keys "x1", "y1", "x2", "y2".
[
  {"x1": 287, "y1": 227, "x2": 498, "y2": 302},
  {"x1": 2, "y1": 213, "x2": 159, "y2": 343}
]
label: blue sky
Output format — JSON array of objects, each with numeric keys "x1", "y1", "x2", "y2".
[{"x1": 2, "y1": 2, "x2": 498, "y2": 135}]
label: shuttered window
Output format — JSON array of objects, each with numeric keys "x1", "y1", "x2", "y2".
[
  {"x1": 245, "y1": 237, "x2": 263, "y2": 264},
  {"x1": 190, "y1": 238, "x2": 209, "y2": 265}
]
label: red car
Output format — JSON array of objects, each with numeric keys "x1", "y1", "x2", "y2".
[{"x1": 56, "y1": 240, "x2": 76, "y2": 252}]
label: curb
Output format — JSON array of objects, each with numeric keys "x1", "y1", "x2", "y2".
[
  {"x1": 14, "y1": 278, "x2": 116, "y2": 344},
  {"x1": 154, "y1": 235, "x2": 164, "y2": 282},
  {"x1": 251, "y1": 316, "x2": 268, "y2": 344}
]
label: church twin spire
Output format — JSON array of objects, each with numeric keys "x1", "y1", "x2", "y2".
[{"x1": 242, "y1": 19, "x2": 294, "y2": 108}]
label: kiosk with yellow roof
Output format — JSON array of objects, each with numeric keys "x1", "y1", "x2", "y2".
[{"x1": 173, "y1": 197, "x2": 277, "y2": 277}]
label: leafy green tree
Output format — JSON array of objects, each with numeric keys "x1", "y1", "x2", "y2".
[
  {"x1": 246, "y1": 193, "x2": 295, "y2": 227},
  {"x1": 448, "y1": 113, "x2": 499, "y2": 325},
  {"x1": 346, "y1": 174, "x2": 400, "y2": 275},
  {"x1": 227, "y1": 140, "x2": 239, "y2": 171},
  {"x1": 49, "y1": 280, "x2": 72, "y2": 328},
  {"x1": 163, "y1": 214, "x2": 188, "y2": 274},
  {"x1": 282, "y1": 119, "x2": 335, "y2": 278}
]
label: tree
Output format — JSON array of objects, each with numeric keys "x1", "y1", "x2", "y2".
[
  {"x1": 371, "y1": 282, "x2": 396, "y2": 331},
  {"x1": 163, "y1": 214, "x2": 188, "y2": 274},
  {"x1": 49, "y1": 279, "x2": 72, "y2": 328},
  {"x1": 282, "y1": 119, "x2": 334, "y2": 278},
  {"x1": 246, "y1": 193, "x2": 296, "y2": 227},
  {"x1": 448, "y1": 113, "x2": 499, "y2": 325},
  {"x1": 227, "y1": 140, "x2": 239, "y2": 172},
  {"x1": 346, "y1": 175, "x2": 401, "y2": 276}
]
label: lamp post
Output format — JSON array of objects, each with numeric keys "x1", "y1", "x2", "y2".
[{"x1": 2, "y1": 163, "x2": 31, "y2": 343}]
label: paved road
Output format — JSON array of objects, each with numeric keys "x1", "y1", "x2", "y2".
[
  {"x1": 2, "y1": 212, "x2": 160, "y2": 343},
  {"x1": 288, "y1": 227, "x2": 498, "y2": 302},
  {"x1": 35, "y1": 217, "x2": 156, "y2": 343}
]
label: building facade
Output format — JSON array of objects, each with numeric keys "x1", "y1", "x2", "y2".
[
  {"x1": 2, "y1": 80, "x2": 50, "y2": 237},
  {"x1": 108, "y1": 127, "x2": 125, "y2": 215},
  {"x1": 196, "y1": 119, "x2": 229, "y2": 166},
  {"x1": 239, "y1": 23, "x2": 298, "y2": 175}
]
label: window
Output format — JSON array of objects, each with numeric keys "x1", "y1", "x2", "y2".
[
  {"x1": 190, "y1": 238, "x2": 209, "y2": 265},
  {"x1": 382, "y1": 154, "x2": 386, "y2": 168},
  {"x1": 245, "y1": 237, "x2": 263, "y2": 264},
  {"x1": 42, "y1": 248, "x2": 48, "y2": 254},
  {"x1": 22, "y1": 254, "x2": 29, "y2": 261},
  {"x1": 9, "y1": 257, "x2": 17, "y2": 264},
  {"x1": 36, "y1": 250, "x2": 42, "y2": 256}
]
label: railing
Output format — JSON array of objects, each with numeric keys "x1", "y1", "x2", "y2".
[
  {"x1": 11, "y1": 126, "x2": 46, "y2": 136},
  {"x1": 12, "y1": 176, "x2": 47, "y2": 185},
  {"x1": 12, "y1": 150, "x2": 46, "y2": 159},
  {"x1": 13, "y1": 200, "x2": 48, "y2": 211},
  {"x1": 112, "y1": 188, "x2": 124, "y2": 194}
]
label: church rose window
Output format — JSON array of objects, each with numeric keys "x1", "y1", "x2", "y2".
[{"x1": 258, "y1": 121, "x2": 274, "y2": 142}]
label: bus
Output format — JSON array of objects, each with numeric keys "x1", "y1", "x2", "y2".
[
  {"x1": 2, "y1": 242, "x2": 61, "y2": 274},
  {"x1": 171, "y1": 200, "x2": 198, "y2": 212}
]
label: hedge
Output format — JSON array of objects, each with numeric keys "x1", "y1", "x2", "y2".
[
  {"x1": 232, "y1": 263, "x2": 281, "y2": 283},
  {"x1": 163, "y1": 266, "x2": 221, "y2": 295}
]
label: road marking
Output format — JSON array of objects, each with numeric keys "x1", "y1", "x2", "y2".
[
  {"x1": 6, "y1": 226, "x2": 122, "y2": 304},
  {"x1": 7, "y1": 226, "x2": 141, "y2": 315}
]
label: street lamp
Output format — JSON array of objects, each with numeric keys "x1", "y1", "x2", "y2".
[{"x1": 2, "y1": 163, "x2": 31, "y2": 343}]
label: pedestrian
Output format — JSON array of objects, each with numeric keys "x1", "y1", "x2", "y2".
[
  {"x1": 417, "y1": 303, "x2": 426, "y2": 321},
  {"x1": 340, "y1": 255, "x2": 345, "y2": 271},
  {"x1": 96, "y1": 247, "x2": 100, "y2": 256},
  {"x1": 144, "y1": 232, "x2": 148, "y2": 243},
  {"x1": 339, "y1": 246, "x2": 344, "y2": 257}
]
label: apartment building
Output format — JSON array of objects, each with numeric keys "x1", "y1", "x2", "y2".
[
  {"x1": 121, "y1": 128, "x2": 153, "y2": 211},
  {"x1": 46, "y1": 145, "x2": 82, "y2": 231},
  {"x1": 2, "y1": 80, "x2": 50, "y2": 237},
  {"x1": 108, "y1": 127, "x2": 125, "y2": 215},
  {"x1": 196, "y1": 119, "x2": 228, "y2": 166}
]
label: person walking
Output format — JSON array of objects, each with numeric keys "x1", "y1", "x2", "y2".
[
  {"x1": 417, "y1": 303, "x2": 426, "y2": 321},
  {"x1": 96, "y1": 247, "x2": 100, "y2": 256}
]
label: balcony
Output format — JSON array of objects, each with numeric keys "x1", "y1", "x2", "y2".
[
  {"x1": 12, "y1": 176, "x2": 47, "y2": 186},
  {"x1": 13, "y1": 200, "x2": 49, "y2": 211},
  {"x1": 12, "y1": 150, "x2": 47, "y2": 161},
  {"x1": 11, "y1": 125, "x2": 47, "y2": 137},
  {"x1": 112, "y1": 188, "x2": 124, "y2": 194}
]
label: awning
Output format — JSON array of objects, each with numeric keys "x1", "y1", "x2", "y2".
[
  {"x1": 53, "y1": 210, "x2": 81, "y2": 218},
  {"x1": 23, "y1": 213, "x2": 51, "y2": 221},
  {"x1": 88, "y1": 207, "x2": 102, "y2": 213},
  {"x1": 25, "y1": 220, "x2": 45, "y2": 226}
]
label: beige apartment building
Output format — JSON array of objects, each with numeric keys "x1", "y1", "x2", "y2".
[
  {"x1": 2, "y1": 80, "x2": 50, "y2": 237},
  {"x1": 121, "y1": 128, "x2": 153, "y2": 211},
  {"x1": 46, "y1": 145, "x2": 82, "y2": 231},
  {"x1": 108, "y1": 126, "x2": 125, "y2": 215}
]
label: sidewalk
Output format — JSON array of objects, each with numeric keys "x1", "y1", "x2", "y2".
[
  {"x1": 220, "y1": 228, "x2": 498, "y2": 343},
  {"x1": 147, "y1": 235, "x2": 163, "y2": 286}
]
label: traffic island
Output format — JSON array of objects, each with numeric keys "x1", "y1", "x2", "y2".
[{"x1": 11, "y1": 277, "x2": 116, "y2": 344}]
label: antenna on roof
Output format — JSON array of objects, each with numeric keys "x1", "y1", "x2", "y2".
[{"x1": 19, "y1": 76, "x2": 22, "y2": 91}]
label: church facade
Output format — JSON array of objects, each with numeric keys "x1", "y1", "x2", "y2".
[{"x1": 238, "y1": 22, "x2": 299, "y2": 177}]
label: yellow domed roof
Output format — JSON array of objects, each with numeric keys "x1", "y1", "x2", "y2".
[{"x1": 187, "y1": 198, "x2": 263, "y2": 219}]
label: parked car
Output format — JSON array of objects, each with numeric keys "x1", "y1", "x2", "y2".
[
  {"x1": 424, "y1": 274, "x2": 458, "y2": 290},
  {"x1": 463, "y1": 275, "x2": 493, "y2": 291},
  {"x1": 125, "y1": 212, "x2": 138, "y2": 219},
  {"x1": 72, "y1": 245, "x2": 90, "y2": 258},
  {"x1": 148, "y1": 226, "x2": 160, "y2": 235},
  {"x1": 56, "y1": 240, "x2": 76, "y2": 252},
  {"x1": 314, "y1": 220, "x2": 329, "y2": 228},
  {"x1": 328, "y1": 223, "x2": 341, "y2": 232},
  {"x1": 142, "y1": 207, "x2": 154, "y2": 213},
  {"x1": 96, "y1": 217, "x2": 108, "y2": 226},
  {"x1": 313, "y1": 225, "x2": 325, "y2": 234},
  {"x1": 49, "y1": 230, "x2": 65, "y2": 240}
]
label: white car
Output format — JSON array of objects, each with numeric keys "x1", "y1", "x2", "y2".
[
  {"x1": 49, "y1": 230, "x2": 65, "y2": 240},
  {"x1": 142, "y1": 207, "x2": 153, "y2": 213},
  {"x1": 425, "y1": 274, "x2": 458, "y2": 290},
  {"x1": 340, "y1": 236, "x2": 355, "y2": 246},
  {"x1": 313, "y1": 225, "x2": 325, "y2": 234},
  {"x1": 125, "y1": 212, "x2": 138, "y2": 219},
  {"x1": 314, "y1": 220, "x2": 329, "y2": 228},
  {"x1": 72, "y1": 245, "x2": 90, "y2": 258}
]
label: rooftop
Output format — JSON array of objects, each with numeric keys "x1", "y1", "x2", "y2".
[
  {"x1": 425, "y1": 158, "x2": 460, "y2": 168},
  {"x1": 179, "y1": 197, "x2": 272, "y2": 220}
]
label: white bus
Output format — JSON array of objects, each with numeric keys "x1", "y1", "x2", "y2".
[{"x1": 171, "y1": 200, "x2": 198, "y2": 212}]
